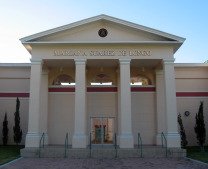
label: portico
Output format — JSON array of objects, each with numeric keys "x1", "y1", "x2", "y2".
[{"x1": 20, "y1": 15, "x2": 185, "y2": 153}]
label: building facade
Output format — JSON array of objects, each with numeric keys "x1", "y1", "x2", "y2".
[{"x1": 0, "y1": 15, "x2": 208, "y2": 150}]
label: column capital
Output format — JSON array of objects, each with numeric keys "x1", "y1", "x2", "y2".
[
  {"x1": 119, "y1": 59, "x2": 131, "y2": 65},
  {"x1": 163, "y1": 58, "x2": 175, "y2": 65},
  {"x1": 30, "y1": 58, "x2": 43, "y2": 65},
  {"x1": 74, "y1": 59, "x2": 87, "y2": 65},
  {"x1": 155, "y1": 69, "x2": 164, "y2": 76},
  {"x1": 42, "y1": 69, "x2": 49, "y2": 75}
]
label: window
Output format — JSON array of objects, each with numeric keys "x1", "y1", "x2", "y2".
[
  {"x1": 52, "y1": 74, "x2": 75, "y2": 86},
  {"x1": 90, "y1": 73, "x2": 112, "y2": 86},
  {"x1": 130, "y1": 75, "x2": 151, "y2": 86}
]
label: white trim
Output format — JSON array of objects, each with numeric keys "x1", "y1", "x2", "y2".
[
  {"x1": 176, "y1": 91, "x2": 208, "y2": 92},
  {"x1": 87, "y1": 92, "x2": 117, "y2": 93},
  {"x1": 49, "y1": 92, "x2": 75, "y2": 95},
  {"x1": 177, "y1": 97, "x2": 208, "y2": 98},
  {"x1": 174, "y1": 63, "x2": 208, "y2": 67},
  {"x1": 0, "y1": 77, "x2": 30, "y2": 79},
  {"x1": 22, "y1": 41, "x2": 182, "y2": 45},
  {"x1": 131, "y1": 85, "x2": 155, "y2": 87},
  {"x1": 0, "y1": 97, "x2": 29, "y2": 100},
  {"x1": 49, "y1": 85, "x2": 75, "y2": 88},
  {"x1": 131, "y1": 92, "x2": 155, "y2": 94},
  {"x1": 185, "y1": 157, "x2": 208, "y2": 167},
  {"x1": 74, "y1": 59, "x2": 87, "y2": 64},
  {"x1": 0, "y1": 91, "x2": 30, "y2": 93},
  {"x1": 0, "y1": 157, "x2": 23, "y2": 168},
  {"x1": 175, "y1": 77, "x2": 208, "y2": 79},
  {"x1": 0, "y1": 63, "x2": 31, "y2": 67}
]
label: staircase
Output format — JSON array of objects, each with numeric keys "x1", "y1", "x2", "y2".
[
  {"x1": 21, "y1": 132, "x2": 186, "y2": 158},
  {"x1": 21, "y1": 145, "x2": 186, "y2": 158}
]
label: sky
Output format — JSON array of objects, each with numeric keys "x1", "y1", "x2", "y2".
[{"x1": 0, "y1": 0, "x2": 207, "y2": 63}]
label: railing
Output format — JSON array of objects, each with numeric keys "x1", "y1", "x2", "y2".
[
  {"x1": 138, "y1": 133, "x2": 143, "y2": 157},
  {"x1": 161, "y1": 132, "x2": 167, "y2": 157},
  {"x1": 114, "y1": 133, "x2": 117, "y2": 158},
  {"x1": 64, "y1": 133, "x2": 69, "y2": 158},
  {"x1": 89, "y1": 132, "x2": 92, "y2": 158},
  {"x1": 39, "y1": 132, "x2": 45, "y2": 158}
]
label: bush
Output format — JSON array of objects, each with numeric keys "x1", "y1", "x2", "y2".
[
  {"x1": 2, "y1": 112, "x2": 9, "y2": 146},
  {"x1": 194, "y1": 102, "x2": 206, "y2": 151},
  {"x1": 13, "y1": 97, "x2": 22, "y2": 145},
  {"x1": 178, "y1": 113, "x2": 188, "y2": 148}
]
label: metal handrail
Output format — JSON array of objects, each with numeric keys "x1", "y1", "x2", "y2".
[
  {"x1": 114, "y1": 133, "x2": 117, "y2": 158},
  {"x1": 161, "y1": 132, "x2": 167, "y2": 157},
  {"x1": 89, "y1": 132, "x2": 92, "y2": 158},
  {"x1": 39, "y1": 132, "x2": 45, "y2": 158},
  {"x1": 64, "y1": 133, "x2": 69, "y2": 158},
  {"x1": 138, "y1": 133, "x2": 143, "y2": 157}
]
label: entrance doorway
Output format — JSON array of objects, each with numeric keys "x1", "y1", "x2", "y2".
[{"x1": 91, "y1": 117, "x2": 114, "y2": 144}]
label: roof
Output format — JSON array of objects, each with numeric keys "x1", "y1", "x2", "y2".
[{"x1": 0, "y1": 63, "x2": 31, "y2": 67}]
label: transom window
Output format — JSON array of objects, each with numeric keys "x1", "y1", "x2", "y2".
[
  {"x1": 90, "y1": 73, "x2": 113, "y2": 86},
  {"x1": 130, "y1": 75, "x2": 151, "y2": 86},
  {"x1": 52, "y1": 74, "x2": 75, "y2": 86}
]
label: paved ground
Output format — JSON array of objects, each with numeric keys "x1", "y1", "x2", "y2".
[{"x1": 1, "y1": 158, "x2": 208, "y2": 169}]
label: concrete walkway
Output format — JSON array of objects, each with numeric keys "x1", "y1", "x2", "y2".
[{"x1": 1, "y1": 158, "x2": 208, "y2": 169}]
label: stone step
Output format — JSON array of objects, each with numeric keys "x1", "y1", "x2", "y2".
[{"x1": 21, "y1": 146, "x2": 186, "y2": 158}]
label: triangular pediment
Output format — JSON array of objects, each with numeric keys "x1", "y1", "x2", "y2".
[
  {"x1": 28, "y1": 20, "x2": 175, "y2": 42},
  {"x1": 20, "y1": 15, "x2": 185, "y2": 52}
]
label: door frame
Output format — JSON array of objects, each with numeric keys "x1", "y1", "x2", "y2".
[{"x1": 90, "y1": 116, "x2": 115, "y2": 145}]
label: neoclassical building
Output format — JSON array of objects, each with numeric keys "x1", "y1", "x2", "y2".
[{"x1": 0, "y1": 15, "x2": 208, "y2": 156}]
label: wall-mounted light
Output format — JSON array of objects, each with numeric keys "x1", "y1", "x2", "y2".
[{"x1": 184, "y1": 111, "x2": 190, "y2": 117}]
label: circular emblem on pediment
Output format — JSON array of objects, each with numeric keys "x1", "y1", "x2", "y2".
[{"x1": 98, "y1": 28, "x2": 108, "y2": 37}]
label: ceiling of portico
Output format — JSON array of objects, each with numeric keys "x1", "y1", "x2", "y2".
[
  {"x1": 87, "y1": 59, "x2": 118, "y2": 68},
  {"x1": 131, "y1": 59, "x2": 162, "y2": 69},
  {"x1": 44, "y1": 59, "x2": 118, "y2": 69},
  {"x1": 44, "y1": 59, "x2": 161, "y2": 70},
  {"x1": 44, "y1": 59, "x2": 75, "y2": 68}
]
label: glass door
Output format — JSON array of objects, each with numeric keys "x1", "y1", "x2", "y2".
[{"x1": 91, "y1": 117, "x2": 114, "y2": 144}]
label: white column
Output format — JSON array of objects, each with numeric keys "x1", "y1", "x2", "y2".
[
  {"x1": 117, "y1": 69, "x2": 121, "y2": 146},
  {"x1": 163, "y1": 59, "x2": 180, "y2": 148},
  {"x1": 155, "y1": 70, "x2": 166, "y2": 145},
  {"x1": 72, "y1": 59, "x2": 87, "y2": 148},
  {"x1": 25, "y1": 59, "x2": 42, "y2": 147},
  {"x1": 119, "y1": 59, "x2": 134, "y2": 148},
  {"x1": 40, "y1": 69, "x2": 48, "y2": 145}
]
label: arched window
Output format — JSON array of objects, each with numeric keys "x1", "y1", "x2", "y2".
[
  {"x1": 131, "y1": 75, "x2": 151, "y2": 86},
  {"x1": 52, "y1": 74, "x2": 75, "y2": 86},
  {"x1": 91, "y1": 73, "x2": 112, "y2": 85}
]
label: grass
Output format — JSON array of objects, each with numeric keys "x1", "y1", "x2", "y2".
[
  {"x1": 186, "y1": 146, "x2": 208, "y2": 163},
  {"x1": 0, "y1": 145, "x2": 24, "y2": 165}
]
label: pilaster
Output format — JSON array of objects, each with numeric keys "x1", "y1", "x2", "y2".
[
  {"x1": 40, "y1": 69, "x2": 49, "y2": 145},
  {"x1": 119, "y1": 59, "x2": 134, "y2": 148},
  {"x1": 163, "y1": 59, "x2": 180, "y2": 148},
  {"x1": 25, "y1": 59, "x2": 42, "y2": 147},
  {"x1": 72, "y1": 59, "x2": 87, "y2": 148},
  {"x1": 155, "y1": 70, "x2": 166, "y2": 145}
]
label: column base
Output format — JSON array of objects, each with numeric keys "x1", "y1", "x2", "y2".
[
  {"x1": 72, "y1": 133, "x2": 87, "y2": 148},
  {"x1": 119, "y1": 133, "x2": 134, "y2": 148},
  {"x1": 25, "y1": 132, "x2": 40, "y2": 147},
  {"x1": 156, "y1": 133, "x2": 162, "y2": 145},
  {"x1": 42, "y1": 132, "x2": 48, "y2": 145},
  {"x1": 166, "y1": 132, "x2": 181, "y2": 148}
]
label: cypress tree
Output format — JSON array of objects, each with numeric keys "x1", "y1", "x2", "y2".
[
  {"x1": 13, "y1": 97, "x2": 22, "y2": 145},
  {"x1": 2, "y1": 112, "x2": 9, "y2": 146},
  {"x1": 194, "y1": 101, "x2": 206, "y2": 151},
  {"x1": 177, "y1": 113, "x2": 188, "y2": 148}
]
